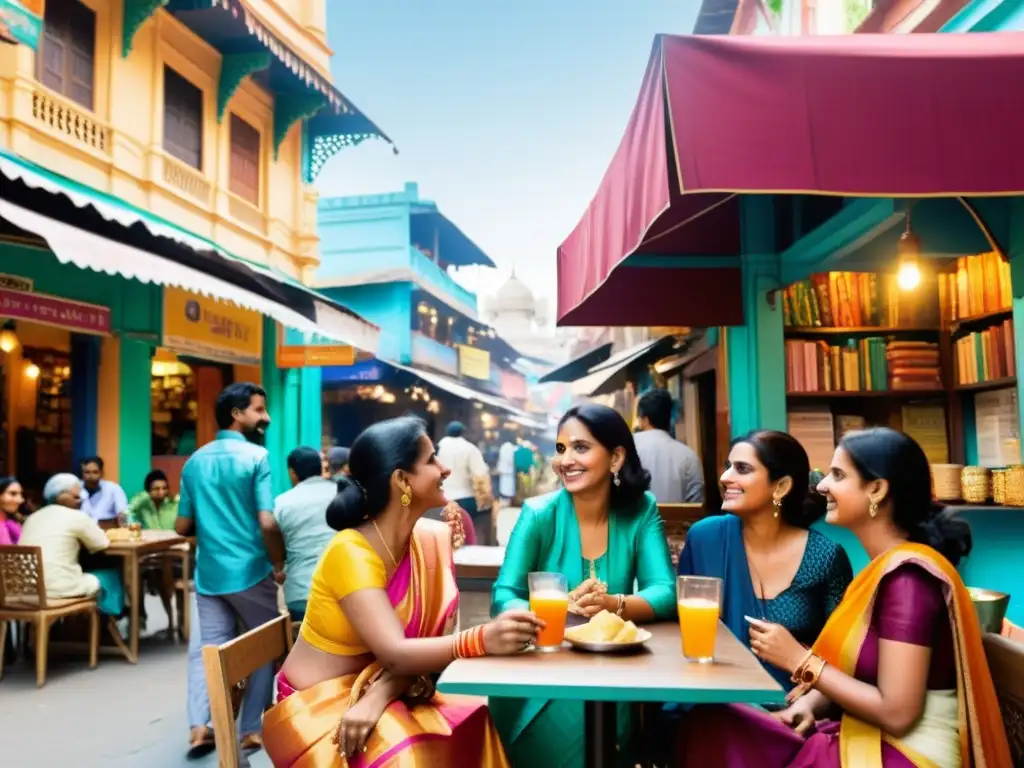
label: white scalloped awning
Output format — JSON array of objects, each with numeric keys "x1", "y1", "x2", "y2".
[
  {"x1": 0, "y1": 200, "x2": 376, "y2": 347},
  {"x1": 0, "y1": 150, "x2": 379, "y2": 353}
]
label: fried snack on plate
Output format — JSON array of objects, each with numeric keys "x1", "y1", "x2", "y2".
[{"x1": 611, "y1": 621, "x2": 638, "y2": 644}]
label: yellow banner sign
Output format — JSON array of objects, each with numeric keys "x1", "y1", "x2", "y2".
[
  {"x1": 163, "y1": 287, "x2": 262, "y2": 366},
  {"x1": 458, "y1": 344, "x2": 490, "y2": 380}
]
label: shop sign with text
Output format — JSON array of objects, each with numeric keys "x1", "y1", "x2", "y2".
[
  {"x1": 163, "y1": 287, "x2": 262, "y2": 366},
  {"x1": 0, "y1": 287, "x2": 110, "y2": 334},
  {"x1": 458, "y1": 344, "x2": 490, "y2": 380}
]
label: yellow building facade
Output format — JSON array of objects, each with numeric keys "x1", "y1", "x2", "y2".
[
  {"x1": 0, "y1": 0, "x2": 333, "y2": 279},
  {"x1": 0, "y1": 0, "x2": 387, "y2": 497}
]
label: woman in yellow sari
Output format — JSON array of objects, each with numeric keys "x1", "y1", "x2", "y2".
[
  {"x1": 677, "y1": 427, "x2": 1010, "y2": 767},
  {"x1": 263, "y1": 417, "x2": 544, "y2": 767}
]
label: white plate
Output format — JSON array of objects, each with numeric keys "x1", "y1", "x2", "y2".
[{"x1": 564, "y1": 628, "x2": 652, "y2": 653}]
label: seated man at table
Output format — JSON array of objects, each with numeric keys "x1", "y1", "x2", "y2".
[
  {"x1": 269, "y1": 446, "x2": 337, "y2": 621},
  {"x1": 80, "y1": 456, "x2": 129, "y2": 530},
  {"x1": 130, "y1": 469, "x2": 184, "y2": 631},
  {"x1": 19, "y1": 473, "x2": 124, "y2": 617},
  {"x1": 128, "y1": 469, "x2": 179, "y2": 530}
]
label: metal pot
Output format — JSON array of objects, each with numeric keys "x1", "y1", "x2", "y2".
[{"x1": 968, "y1": 587, "x2": 1010, "y2": 634}]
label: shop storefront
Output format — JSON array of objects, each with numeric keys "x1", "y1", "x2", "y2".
[{"x1": 554, "y1": 33, "x2": 1024, "y2": 623}]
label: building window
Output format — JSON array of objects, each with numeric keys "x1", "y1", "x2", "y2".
[
  {"x1": 39, "y1": 0, "x2": 96, "y2": 110},
  {"x1": 229, "y1": 114, "x2": 261, "y2": 206},
  {"x1": 163, "y1": 67, "x2": 204, "y2": 170}
]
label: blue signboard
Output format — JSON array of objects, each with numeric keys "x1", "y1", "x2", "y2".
[{"x1": 322, "y1": 359, "x2": 386, "y2": 383}]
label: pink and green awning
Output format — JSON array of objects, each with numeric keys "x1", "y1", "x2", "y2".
[{"x1": 557, "y1": 32, "x2": 1024, "y2": 328}]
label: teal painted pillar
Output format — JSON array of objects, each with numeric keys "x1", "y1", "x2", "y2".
[
  {"x1": 726, "y1": 196, "x2": 787, "y2": 438},
  {"x1": 261, "y1": 318, "x2": 289, "y2": 494},
  {"x1": 119, "y1": 338, "x2": 152, "y2": 496},
  {"x1": 282, "y1": 368, "x2": 301, "y2": 451},
  {"x1": 299, "y1": 366, "x2": 323, "y2": 448}
]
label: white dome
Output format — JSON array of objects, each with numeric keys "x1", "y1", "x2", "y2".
[{"x1": 492, "y1": 272, "x2": 536, "y2": 314}]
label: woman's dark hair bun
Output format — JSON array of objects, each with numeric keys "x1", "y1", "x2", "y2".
[
  {"x1": 912, "y1": 505, "x2": 972, "y2": 566},
  {"x1": 326, "y1": 476, "x2": 368, "y2": 531},
  {"x1": 324, "y1": 416, "x2": 429, "y2": 531}
]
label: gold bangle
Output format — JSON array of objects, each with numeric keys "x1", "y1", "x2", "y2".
[
  {"x1": 793, "y1": 655, "x2": 827, "y2": 687},
  {"x1": 790, "y1": 648, "x2": 814, "y2": 683},
  {"x1": 614, "y1": 594, "x2": 626, "y2": 617}
]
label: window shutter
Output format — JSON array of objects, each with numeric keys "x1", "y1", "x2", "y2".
[
  {"x1": 68, "y1": 1, "x2": 95, "y2": 110},
  {"x1": 39, "y1": 0, "x2": 95, "y2": 110},
  {"x1": 229, "y1": 114, "x2": 261, "y2": 206},
  {"x1": 163, "y1": 67, "x2": 204, "y2": 170}
]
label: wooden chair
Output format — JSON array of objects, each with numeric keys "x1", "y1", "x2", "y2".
[
  {"x1": 983, "y1": 632, "x2": 1024, "y2": 764},
  {"x1": 202, "y1": 613, "x2": 293, "y2": 768},
  {"x1": 0, "y1": 545, "x2": 99, "y2": 687}
]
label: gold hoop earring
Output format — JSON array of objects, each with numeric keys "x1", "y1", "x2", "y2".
[
  {"x1": 401, "y1": 492, "x2": 412, "y2": 508},
  {"x1": 772, "y1": 498, "x2": 781, "y2": 519},
  {"x1": 868, "y1": 500, "x2": 878, "y2": 518}
]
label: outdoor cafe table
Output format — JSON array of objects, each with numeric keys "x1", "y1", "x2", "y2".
[
  {"x1": 437, "y1": 621, "x2": 785, "y2": 768},
  {"x1": 105, "y1": 529, "x2": 187, "y2": 663}
]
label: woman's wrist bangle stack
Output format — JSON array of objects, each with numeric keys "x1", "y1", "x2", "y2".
[
  {"x1": 791, "y1": 652, "x2": 827, "y2": 688},
  {"x1": 453, "y1": 625, "x2": 486, "y2": 659},
  {"x1": 614, "y1": 594, "x2": 626, "y2": 617}
]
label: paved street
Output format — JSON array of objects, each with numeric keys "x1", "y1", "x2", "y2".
[{"x1": 0, "y1": 590, "x2": 493, "y2": 766}]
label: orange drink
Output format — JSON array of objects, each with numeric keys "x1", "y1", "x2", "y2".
[
  {"x1": 528, "y1": 572, "x2": 568, "y2": 652},
  {"x1": 676, "y1": 576, "x2": 722, "y2": 663}
]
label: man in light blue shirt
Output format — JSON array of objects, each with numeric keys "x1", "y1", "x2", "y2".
[
  {"x1": 269, "y1": 446, "x2": 337, "y2": 621},
  {"x1": 175, "y1": 382, "x2": 283, "y2": 756},
  {"x1": 80, "y1": 456, "x2": 128, "y2": 529}
]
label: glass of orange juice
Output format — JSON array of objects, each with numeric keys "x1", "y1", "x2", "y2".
[
  {"x1": 528, "y1": 572, "x2": 569, "y2": 652},
  {"x1": 677, "y1": 575, "x2": 722, "y2": 663}
]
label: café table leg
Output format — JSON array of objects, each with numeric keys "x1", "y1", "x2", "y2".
[
  {"x1": 127, "y1": 552, "x2": 140, "y2": 663},
  {"x1": 583, "y1": 700, "x2": 617, "y2": 768}
]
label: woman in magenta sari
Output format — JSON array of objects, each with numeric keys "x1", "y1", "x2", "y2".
[
  {"x1": 0, "y1": 477, "x2": 25, "y2": 545},
  {"x1": 677, "y1": 428, "x2": 1010, "y2": 767},
  {"x1": 263, "y1": 417, "x2": 543, "y2": 767}
]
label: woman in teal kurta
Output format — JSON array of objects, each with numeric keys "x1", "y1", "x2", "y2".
[{"x1": 490, "y1": 403, "x2": 676, "y2": 768}]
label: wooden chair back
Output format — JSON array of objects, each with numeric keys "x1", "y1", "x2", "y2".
[
  {"x1": 983, "y1": 632, "x2": 1024, "y2": 764},
  {"x1": 202, "y1": 613, "x2": 293, "y2": 768},
  {"x1": 0, "y1": 545, "x2": 48, "y2": 610},
  {"x1": 657, "y1": 504, "x2": 706, "y2": 566}
]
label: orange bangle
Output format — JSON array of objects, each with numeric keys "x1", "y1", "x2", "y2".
[{"x1": 453, "y1": 626, "x2": 486, "y2": 659}]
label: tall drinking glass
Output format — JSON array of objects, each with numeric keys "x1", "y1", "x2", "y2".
[
  {"x1": 528, "y1": 572, "x2": 569, "y2": 652},
  {"x1": 677, "y1": 575, "x2": 722, "y2": 663}
]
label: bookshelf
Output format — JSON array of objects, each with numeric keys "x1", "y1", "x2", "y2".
[{"x1": 783, "y1": 256, "x2": 1018, "y2": 471}]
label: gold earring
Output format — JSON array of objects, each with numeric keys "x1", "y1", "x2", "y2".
[
  {"x1": 868, "y1": 500, "x2": 878, "y2": 518},
  {"x1": 772, "y1": 498, "x2": 781, "y2": 518},
  {"x1": 401, "y1": 491, "x2": 412, "y2": 508}
]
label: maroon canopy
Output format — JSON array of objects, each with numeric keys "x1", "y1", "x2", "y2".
[{"x1": 557, "y1": 32, "x2": 1024, "y2": 327}]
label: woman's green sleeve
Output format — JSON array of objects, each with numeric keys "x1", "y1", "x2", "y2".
[
  {"x1": 490, "y1": 506, "x2": 539, "y2": 617},
  {"x1": 633, "y1": 498, "x2": 677, "y2": 620}
]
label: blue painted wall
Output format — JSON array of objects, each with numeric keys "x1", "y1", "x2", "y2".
[
  {"x1": 317, "y1": 182, "x2": 478, "y2": 317},
  {"x1": 321, "y1": 283, "x2": 413, "y2": 363}
]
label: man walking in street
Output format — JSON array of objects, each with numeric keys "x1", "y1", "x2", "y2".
[
  {"x1": 437, "y1": 421, "x2": 491, "y2": 544},
  {"x1": 175, "y1": 382, "x2": 284, "y2": 756},
  {"x1": 633, "y1": 388, "x2": 704, "y2": 504}
]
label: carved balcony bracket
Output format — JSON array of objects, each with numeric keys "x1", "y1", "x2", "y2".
[
  {"x1": 273, "y1": 89, "x2": 326, "y2": 160},
  {"x1": 123, "y1": 0, "x2": 168, "y2": 58},
  {"x1": 303, "y1": 110, "x2": 398, "y2": 184},
  {"x1": 217, "y1": 51, "x2": 271, "y2": 121}
]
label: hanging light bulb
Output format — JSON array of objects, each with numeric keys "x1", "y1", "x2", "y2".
[
  {"x1": 24, "y1": 362, "x2": 40, "y2": 380},
  {"x1": 0, "y1": 326, "x2": 18, "y2": 353},
  {"x1": 896, "y1": 212, "x2": 922, "y2": 291}
]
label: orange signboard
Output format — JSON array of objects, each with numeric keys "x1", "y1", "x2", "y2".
[{"x1": 276, "y1": 343, "x2": 356, "y2": 369}]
